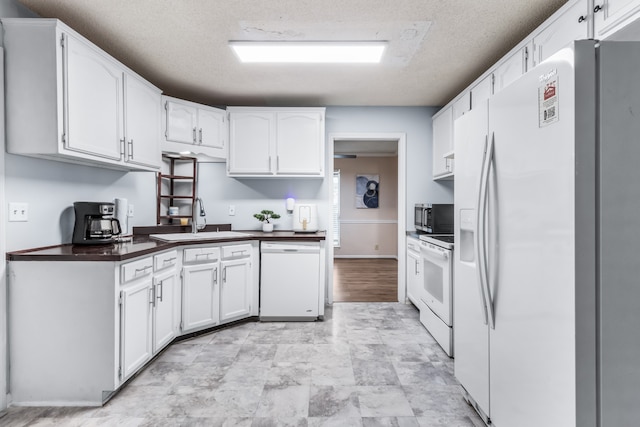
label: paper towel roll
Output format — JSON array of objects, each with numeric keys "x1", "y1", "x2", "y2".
[{"x1": 114, "y1": 198, "x2": 128, "y2": 235}]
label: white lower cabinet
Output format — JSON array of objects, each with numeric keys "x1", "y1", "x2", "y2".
[
  {"x1": 120, "y1": 278, "x2": 153, "y2": 380},
  {"x1": 220, "y1": 245, "x2": 253, "y2": 322},
  {"x1": 181, "y1": 242, "x2": 259, "y2": 331},
  {"x1": 7, "y1": 239, "x2": 266, "y2": 406},
  {"x1": 406, "y1": 237, "x2": 422, "y2": 306},
  {"x1": 153, "y1": 271, "x2": 178, "y2": 351},
  {"x1": 181, "y1": 262, "x2": 221, "y2": 333}
]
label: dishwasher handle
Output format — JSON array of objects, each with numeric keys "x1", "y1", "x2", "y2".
[{"x1": 261, "y1": 242, "x2": 320, "y2": 254}]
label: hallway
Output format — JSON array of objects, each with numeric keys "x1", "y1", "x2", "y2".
[{"x1": 333, "y1": 259, "x2": 398, "y2": 302}]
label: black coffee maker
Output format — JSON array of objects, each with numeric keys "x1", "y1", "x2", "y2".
[{"x1": 72, "y1": 202, "x2": 122, "y2": 245}]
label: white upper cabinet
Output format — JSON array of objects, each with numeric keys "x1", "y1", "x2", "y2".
[
  {"x1": 162, "y1": 96, "x2": 227, "y2": 160},
  {"x1": 227, "y1": 107, "x2": 325, "y2": 177},
  {"x1": 275, "y1": 111, "x2": 325, "y2": 175},
  {"x1": 494, "y1": 42, "x2": 532, "y2": 95},
  {"x1": 2, "y1": 19, "x2": 161, "y2": 171},
  {"x1": 594, "y1": 0, "x2": 640, "y2": 39},
  {"x1": 64, "y1": 32, "x2": 123, "y2": 161},
  {"x1": 452, "y1": 92, "x2": 471, "y2": 121},
  {"x1": 124, "y1": 73, "x2": 162, "y2": 168},
  {"x1": 432, "y1": 106, "x2": 454, "y2": 180},
  {"x1": 532, "y1": 0, "x2": 591, "y2": 66},
  {"x1": 228, "y1": 111, "x2": 275, "y2": 175},
  {"x1": 471, "y1": 74, "x2": 494, "y2": 110}
]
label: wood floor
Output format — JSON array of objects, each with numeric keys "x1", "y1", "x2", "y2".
[{"x1": 333, "y1": 258, "x2": 398, "y2": 302}]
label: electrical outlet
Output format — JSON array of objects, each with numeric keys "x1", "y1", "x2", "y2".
[
  {"x1": 229, "y1": 205, "x2": 236, "y2": 216},
  {"x1": 374, "y1": 244, "x2": 379, "y2": 251},
  {"x1": 128, "y1": 204, "x2": 134, "y2": 217},
  {"x1": 9, "y1": 202, "x2": 28, "y2": 222}
]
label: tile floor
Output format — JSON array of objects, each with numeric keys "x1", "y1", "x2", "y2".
[{"x1": 1, "y1": 303, "x2": 485, "y2": 426}]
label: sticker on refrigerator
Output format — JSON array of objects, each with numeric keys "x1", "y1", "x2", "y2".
[{"x1": 539, "y1": 76, "x2": 559, "y2": 127}]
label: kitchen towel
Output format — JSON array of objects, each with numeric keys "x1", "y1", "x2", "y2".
[{"x1": 114, "y1": 198, "x2": 128, "y2": 235}]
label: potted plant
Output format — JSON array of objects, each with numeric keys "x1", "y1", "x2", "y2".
[{"x1": 253, "y1": 209, "x2": 281, "y2": 232}]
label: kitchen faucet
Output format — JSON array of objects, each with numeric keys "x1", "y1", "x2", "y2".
[{"x1": 192, "y1": 197, "x2": 206, "y2": 233}]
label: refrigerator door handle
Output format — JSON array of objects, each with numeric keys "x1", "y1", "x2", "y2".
[
  {"x1": 479, "y1": 133, "x2": 496, "y2": 329},
  {"x1": 475, "y1": 135, "x2": 490, "y2": 326}
]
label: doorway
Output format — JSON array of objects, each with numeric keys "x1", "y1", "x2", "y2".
[{"x1": 326, "y1": 133, "x2": 407, "y2": 304}]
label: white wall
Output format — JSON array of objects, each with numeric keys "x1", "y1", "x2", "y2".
[
  {"x1": 4, "y1": 155, "x2": 157, "y2": 251},
  {"x1": 196, "y1": 107, "x2": 453, "y2": 234},
  {"x1": 1, "y1": 0, "x2": 39, "y2": 413},
  {"x1": 324, "y1": 107, "x2": 453, "y2": 229}
]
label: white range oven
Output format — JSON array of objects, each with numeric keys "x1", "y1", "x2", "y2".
[{"x1": 418, "y1": 234, "x2": 454, "y2": 357}]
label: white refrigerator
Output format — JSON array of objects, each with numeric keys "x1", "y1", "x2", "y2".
[{"x1": 454, "y1": 40, "x2": 640, "y2": 427}]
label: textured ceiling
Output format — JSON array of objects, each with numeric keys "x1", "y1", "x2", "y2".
[{"x1": 18, "y1": 0, "x2": 568, "y2": 107}]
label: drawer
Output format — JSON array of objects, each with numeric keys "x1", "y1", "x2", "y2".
[
  {"x1": 221, "y1": 244, "x2": 252, "y2": 259},
  {"x1": 183, "y1": 246, "x2": 220, "y2": 263},
  {"x1": 154, "y1": 250, "x2": 178, "y2": 271},
  {"x1": 407, "y1": 240, "x2": 420, "y2": 252},
  {"x1": 121, "y1": 256, "x2": 153, "y2": 284}
]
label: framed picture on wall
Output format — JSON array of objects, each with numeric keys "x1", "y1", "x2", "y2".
[{"x1": 355, "y1": 174, "x2": 379, "y2": 208}]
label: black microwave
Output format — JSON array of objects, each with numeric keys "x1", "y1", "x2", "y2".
[{"x1": 414, "y1": 203, "x2": 453, "y2": 233}]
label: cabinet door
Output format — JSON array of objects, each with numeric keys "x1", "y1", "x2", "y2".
[
  {"x1": 432, "y1": 107, "x2": 453, "y2": 178},
  {"x1": 124, "y1": 73, "x2": 161, "y2": 169},
  {"x1": 532, "y1": 0, "x2": 591, "y2": 66},
  {"x1": 471, "y1": 74, "x2": 493, "y2": 110},
  {"x1": 64, "y1": 32, "x2": 122, "y2": 161},
  {"x1": 452, "y1": 92, "x2": 471, "y2": 122},
  {"x1": 494, "y1": 45, "x2": 529, "y2": 95},
  {"x1": 220, "y1": 258, "x2": 251, "y2": 323},
  {"x1": 165, "y1": 100, "x2": 198, "y2": 145},
  {"x1": 407, "y1": 250, "x2": 421, "y2": 306},
  {"x1": 153, "y1": 269, "x2": 178, "y2": 353},
  {"x1": 594, "y1": 0, "x2": 640, "y2": 38},
  {"x1": 228, "y1": 112, "x2": 275, "y2": 174},
  {"x1": 198, "y1": 107, "x2": 226, "y2": 153},
  {"x1": 182, "y1": 263, "x2": 219, "y2": 332},
  {"x1": 276, "y1": 112, "x2": 324, "y2": 175},
  {"x1": 120, "y1": 280, "x2": 152, "y2": 380}
]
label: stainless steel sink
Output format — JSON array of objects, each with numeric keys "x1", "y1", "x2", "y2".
[{"x1": 149, "y1": 231, "x2": 253, "y2": 242}]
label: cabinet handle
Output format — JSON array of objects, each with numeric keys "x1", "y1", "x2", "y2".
[
  {"x1": 222, "y1": 267, "x2": 227, "y2": 283},
  {"x1": 214, "y1": 267, "x2": 218, "y2": 285},
  {"x1": 157, "y1": 282, "x2": 163, "y2": 302},
  {"x1": 149, "y1": 287, "x2": 155, "y2": 305},
  {"x1": 193, "y1": 127, "x2": 197, "y2": 143},
  {"x1": 61, "y1": 33, "x2": 70, "y2": 147},
  {"x1": 199, "y1": 128, "x2": 203, "y2": 144},
  {"x1": 163, "y1": 257, "x2": 176, "y2": 264},
  {"x1": 135, "y1": 265, "x2": 152, "y2": 275},
  {"x1": 128, "y1": 139, "x2": 134, "y2": 160},
  {"x1": 578, "y1": 15, "x2": 587, "y2": 23},
  {"x1": 594, "y1": 4, "x2": 603, "y2": 13}
]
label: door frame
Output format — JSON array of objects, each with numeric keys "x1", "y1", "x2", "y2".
[{"x1": 326, "y1": 132, "x2": 407, "y2": 304}]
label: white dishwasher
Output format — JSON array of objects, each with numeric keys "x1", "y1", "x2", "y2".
[{"x1": 260, "y1": 241, "x2": 320, "y2": 321}]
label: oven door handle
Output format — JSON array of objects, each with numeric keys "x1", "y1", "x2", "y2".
[{"x1": 420, "y1": 242, "x2": 449, "y2": 260}]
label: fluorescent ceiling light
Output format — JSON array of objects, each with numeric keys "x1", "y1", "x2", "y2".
[{"x1": 229, "y1": 41, "x2": 387, "y2": 63}]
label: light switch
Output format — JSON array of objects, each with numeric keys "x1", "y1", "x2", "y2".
[
  {"x1": 229, "y1": 205, "x2": 236, "y2": 216},
  {"x1": 9, "y1": 202, "x2": 28, "y2": 222}
]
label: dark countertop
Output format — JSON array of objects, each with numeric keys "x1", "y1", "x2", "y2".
[{"x1": 7, "y1": 225, "x2": 326, "y2": 262}]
